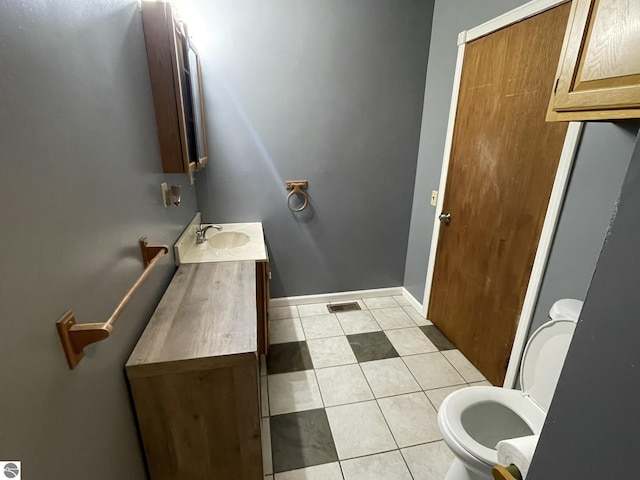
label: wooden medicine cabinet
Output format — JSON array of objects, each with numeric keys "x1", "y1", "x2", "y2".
[
  {"x1": 547, "y1": 0, "x2": 640, "y2": 121},
  {"x1": 141, "y1": 1, "x2": 208, "y2": 174}
]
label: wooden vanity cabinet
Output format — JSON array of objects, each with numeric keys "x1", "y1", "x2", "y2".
[
  {"x1": 141, "y1": 1, "x2": 208, "y2": 174},
  {"x1": 126, "y1": 262, "x2": 263, "y2": 480},
  {"x1": 547, "y1": 0, "x2": 640, "y2": 121},
  {"x1": 257, "y1": 260, "x2": 270, "y2": 355}
]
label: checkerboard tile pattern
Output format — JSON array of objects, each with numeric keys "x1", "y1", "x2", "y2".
[{"x1": 262, "y1": 295, "x2": 488, "y2": 479}]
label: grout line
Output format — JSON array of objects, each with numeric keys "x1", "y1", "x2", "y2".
[
  {"x1": 440, "y1": 349, "x2": 472, "y2": 383},
  {"x1": 338, "y1": 446, "x2": 399, "y2": 462},
  {"x1": 374, "y1": 397, "x2": 401, "y2": 451},
  {"x1": 311, "y1": 367, "x2": 326, "y2": 410},
  {"x1": 339, "y1": 448, "x2": 418, "y2": 479},
  {"x1": 399, "y1": 353, "x2": 427, "y2": 392}
]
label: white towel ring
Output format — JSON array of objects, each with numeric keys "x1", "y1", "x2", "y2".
[{"x1": 285, "y1": 180, "x2": 309, "y2": 212}]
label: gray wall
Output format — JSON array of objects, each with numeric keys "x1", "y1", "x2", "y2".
[
  {"x1": 403, "y1": 0, "x2": 638, "y2": 348},
  {"x1": 529, "y1": 134, "x2": 640, "y2": 479},
  {"x1": 189, "y1": 0, "x2": 434, "y2": 297},
  {"x1": 528, "y1": 122, "x2": 638, "y2": 333},
  {"x1": 0, "y1": 2, "x2": 197, "y2": 478}
]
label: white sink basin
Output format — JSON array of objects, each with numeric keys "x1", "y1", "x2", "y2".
[
  {"x1": 208, "y1": 231, "x2": 251, "y2": 249},
  {"x1": 174, "y1": 214, "x2": 267, "y2": 265}
]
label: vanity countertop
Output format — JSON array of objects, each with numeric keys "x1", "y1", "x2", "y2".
[
  {"x1": 174, "y1": 213, "x2": 267, "y2": 265},
  {"x1": 126, "y1": 261, "x2": 257, "y2": 373}
]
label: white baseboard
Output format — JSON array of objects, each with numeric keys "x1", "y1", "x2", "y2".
[
  {"x1": 270, "y1": 287, "x2": 404, "y2": 308},
  {"x1": 402, "y1": 288, "x2": 423, "y2": 315}
]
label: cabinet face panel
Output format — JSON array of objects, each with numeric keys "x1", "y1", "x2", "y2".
[
  {"x1": 579, "y1": 0, "x2": 640, "y2": 82},
  {"x1": 548, "y1": 0, "x2": 640, "y2": 120},
  {"x1": 130, "y1": 361, "x2": 262, "y2": 480}
]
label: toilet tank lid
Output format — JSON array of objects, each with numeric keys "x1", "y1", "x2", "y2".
[{"x1": 549, "y1": 298, "x2": 583, "y2": 321}]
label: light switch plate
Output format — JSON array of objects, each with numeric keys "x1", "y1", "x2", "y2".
[
  {"x1": 431, "y1": 190, "x2": 438, "y2": 206},
  {"x1": 161, "y1": 183, "x2": 169, "y2": 208}
]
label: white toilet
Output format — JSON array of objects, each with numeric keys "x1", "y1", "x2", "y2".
[{"x1": 438, "y1": 299, "x2": 583, "y2": 480}]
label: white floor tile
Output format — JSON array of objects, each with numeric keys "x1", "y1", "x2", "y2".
[
  {"x1": 403, "y1": 353, "x2": 465, "y2": 390},
  {"x1": 300, "y1": 314, "x2": 344, "y2": 339},
  {"x1": 336, "y1": 310, "x2": 381, "y2": 335},
  {"x1": 266, "y1": 476, "x2": 273, "y2": 480},
  {"x1": 315, "y1": 364, "x2": 374, "y2": 407},
  {"x1": 307, "y1": 336, "x2": 357, "y2": 368},
  {"x1": 360, "y1": 358, "x2": 421, "y2": 398},
  {"x1": 401, "y1": 441, "x2": 455, "y2": 479},
  {"x1": 443, "y1": 350, "x2": 486, "y2": 383},
  {"x1": 392, "y1": 294, "x2": 411, "y2": 306},
  {"x1": 297, "y1": 302, "x2": 331, "y2": 317},
  {"x1": 262, "y1": 417, "x2": 273, "y2": 475},
  {"x1": 425, "y1": 385, "x2": 466, "y2": 411},
  {"x1": 370, "y1": 307, "x2": 415, "y2": 330},
  {"x1": 268, "y1": 370, "x2": 323, "y2": 415},
  {"x1": 261, "y1": 375, "x2": 269, "y2": 417},
  {"x1": 271, "y1": 305, "x2": 300, "y2": 320},
  {"x1": 326, "y1": 400, "x2": 397, "y2": 460},
  {"x1": 469, "y1": 380, "x2": 492, "y2": 387},
  {"x1": 378, "y1": 392, "x2": 441, "y2": 447},
  {"x1": 270, "y1": 318, "x2": 306, "y2": 344},
  {"x1": 385, "y1": 327, "x2": 438, "y2": 356},
  {"x1": 363, "y1": 296, "x2": 400, "y2": 309},
  {"x1": 402, "y1": 306, "x2": 432, "y2": 326},
  {"x1": 341, "y1": 450, "x2": 412, "y2": 480},
  {"x1": 274, "y1": 462, "x2": 343, "y2": 480}
]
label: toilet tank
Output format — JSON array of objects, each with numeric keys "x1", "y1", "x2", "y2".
[{"x1": 549, "y1": 298, "x2": 583, "y2": 321}]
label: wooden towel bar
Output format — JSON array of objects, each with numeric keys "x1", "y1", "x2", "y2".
[{"x1": 56, "y1": 237, "x2": 168, "y2": 369}]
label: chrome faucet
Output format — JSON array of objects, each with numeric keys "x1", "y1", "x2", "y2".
[{"x1": 195, "y1": 224, "x2": 222, "y2": 244}]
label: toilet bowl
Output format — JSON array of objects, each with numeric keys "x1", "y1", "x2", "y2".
[{"x1": 438, "y1": 299, "x2": 582, "y2": 480}]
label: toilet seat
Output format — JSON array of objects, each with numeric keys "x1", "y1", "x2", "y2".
[
  {"x1": 438, "y1": 386, "x2": 545, "y2": 468},
  {"x1": 438, "y1": 318, "x2": 577, "y2": 475}
]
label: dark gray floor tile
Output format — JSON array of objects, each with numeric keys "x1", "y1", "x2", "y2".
[
  {"x1": 420, "y1": 325, "x2": 456, "y2": 351},
  {"x1": 270, "y1": 408, "x2": 338, "y2": 473},
  {"x1": 347, "y1": 331, "x2": 399, "y2": 362},
  {"x1": 267, "y1": 341, "x2": 313, "y2": 374}
]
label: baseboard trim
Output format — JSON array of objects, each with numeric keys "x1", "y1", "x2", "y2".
[
  {"x1": 402, "y1": 288, "x2": 423, "y2": 315},
  {"x1": 270, "y1": 287, "x2": 404, "y2": 308}
]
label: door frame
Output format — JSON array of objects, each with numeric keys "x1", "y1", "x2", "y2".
[{"x1": 419, "y1": 0, "x2": 584, "y2": 388}]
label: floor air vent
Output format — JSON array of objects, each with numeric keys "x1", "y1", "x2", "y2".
[{"x1": 327, "y1": 302, "x2": 361, "y2": 313}]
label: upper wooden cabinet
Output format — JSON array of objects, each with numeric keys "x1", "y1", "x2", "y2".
[
  {"x1": 141, "y1": 2, "x2": 208, "y2": 174},
  {"x1": 547, "y1": 0, "x2": 640, "y2": 121}
]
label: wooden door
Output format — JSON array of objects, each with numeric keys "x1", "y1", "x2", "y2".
[
  {"x1": 428, "y1": 4, "x2": 571, "y2": 386},
  {"x1": 548, "y1": 0, "x2": 640, "y2": 121}
]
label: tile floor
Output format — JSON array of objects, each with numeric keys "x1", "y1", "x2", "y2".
[{"x1": 262, "y1": 296, "x2": 491, "y2": 479}]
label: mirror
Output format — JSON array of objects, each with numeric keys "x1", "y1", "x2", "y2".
[{"x1": 187, "y1": 44, "x2": 208, "y2": 165}]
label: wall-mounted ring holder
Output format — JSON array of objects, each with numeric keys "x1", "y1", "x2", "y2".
[{"x1": 286, "y1": 180, "x2": 309, "y2": 212}]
